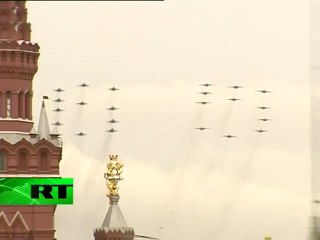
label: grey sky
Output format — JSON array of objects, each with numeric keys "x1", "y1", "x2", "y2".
[{"x1": 27, "y1": 1, "x2": 309, "y2": 240}]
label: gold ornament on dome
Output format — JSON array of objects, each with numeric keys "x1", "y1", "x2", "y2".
[{"x1": 104, "y1": 155, "x2": 123, "y2": 196}]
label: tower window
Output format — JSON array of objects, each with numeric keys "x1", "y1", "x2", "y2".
[
  {"x1": 0, "y1": 152, "x2": 6, "y2": 172},
  {"x1": 6, "y1": 92, "x2": 11, "y2": 118},
  {"x1": 40, "y1": 152, "x2": 49, "y2": 171},
  {"x1": 18, "y1": 92, "x2": 23, "y2": 118},
  {"x1": 19, "y1": 152, "x2": 27, "y2": 171}
]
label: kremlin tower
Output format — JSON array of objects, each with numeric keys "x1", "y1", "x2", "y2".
[
  {"x1": 0, "y1": 1, "x2": 62, "y2": 239},
  {"x1": 94, "y1": 155, "x2": 135, "y2": 240}
]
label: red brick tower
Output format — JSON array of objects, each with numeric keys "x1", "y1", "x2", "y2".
[{"x1": 0, "y1": 1, "x2": 62, "y2": 239}]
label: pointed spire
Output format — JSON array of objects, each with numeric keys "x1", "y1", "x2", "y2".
[
  {"x1": 37, "y1": 100, "x2": 50, "y2": 140},
  {"x1": 101, "y1": 195, "x2": 128, "y2": 228}
]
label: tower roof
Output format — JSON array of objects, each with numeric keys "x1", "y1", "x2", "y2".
[
  {"x1": 102, "y1": 195, "x2": 128, "y2": 228},
  {"x1": 37, "y1": 100, "x2": 50, "y2": 140}
]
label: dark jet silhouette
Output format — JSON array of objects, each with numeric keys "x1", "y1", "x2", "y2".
[
  {"x1": 77, "y1": 101, "x2": 88, "y2": 105},
  {"x1": 109, "y1": 87, "x2": 120, "y2": 91},
  {"x1": 258, "y1": 118, "x2": 272, "y2": 122},
  {"x1": 196, "y1": 101, "x2": 212, "y2": 105},
  {"x1": 78, "y1": 83, "x2": 89, "y2": 87},
  {"x1": 195, "y1": 127, "x2": 209, "y2": 131},
  {"x1": 106, "y1": 128, "x2": 118, "y2": 133},
  {"x1": 199, "y1": 83, "x2": 214, "y2": 87},
  {"x1": 256, "y1": 106, "x2": 270, "y2": 110},
  {"x1": 53, "y1": 108, "x2": 64, "y2": 112},
  {"x1": 52, "y1": 121, "x2": 63, "y2": 126},
  {"x1": 198, "y1": 91, "x2": 212, "y2": 95},
  {"x1": 107, "y1": 119, "x2": 119, "y2": 123},
  {"x1": 53, "y1": 98, "x2": 64, "y2": 103},
  {"x1": 227, "y1": 98, "x2": 241, "y2": 101},
  {"x1": 75, "y1": 132, "x2": 86, "y2": 136},
  {"x1": 54, "y1": 88, "x2": 64, "y2": 92},
  {"x1": 229, "y1": 85, "x2": 243, "y2": 89},
  {"x1": 256, "y1": 89, "x2": 272, "y2": 94},
  {"x1": 223, "y1": 134, "x2": 237, "y2": 138},
  {"x1": 254, "y1": 129, "x2": 268, "y2": 133},
  {"x1": 107, "y1": 106, "x2": 119, "y2": 111}
]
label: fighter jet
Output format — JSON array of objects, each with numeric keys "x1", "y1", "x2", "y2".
[
  {"x1": 256, "y1": 106, "x2": 270, "y2": 110},
  {"x1": 198, "y1": 91, "x2": 212, "y2": 95},
  {"x1": 107, "y1": 119, "x2": 119, "y2": 123},
  {"x1": 78, "y1": 83, "x2": 89, "y2": 87},
  {"x1": 199, "y1": 83, "x2": 214, "y2": 87},
  {"x1": 53, "y1": 108, "x2": 64, "y2": 112},
  {"x1": 75, "y1": 132, "x2": 86, "y2": 136},
  {"x1": 76, "y1": 101, "x2": 88, "y2": 106},
  {"x1": 196, "y1": 101, "x2": 212, "y2": 105},
  {"x1": 134, "y1": 235, "x2": 159, "y2": 240},
  {"x1": 228, "y1": 85, "x2": 243, "y2": 89},
  {"x1": 53, "y1": 98, "x2": 64, "y2": 103},
  {"x1": 195, "y1": 127, "x2": 209, "y2": 131},
  {"x1": 223, "y1": 135, "x2": 237, "y2": 138},
  {"x1": 54, "y1": 88, "x2": 64, "y2": 92},
  {"x1": 52, "y1": 121, "x2": 63, "y2": 126},
  {"x1": 257, "y1": 118, "x2": 272, "y2": 122},
  {"x1": 109, "y1": 87, "x2": 119, "y2": 91},
  {"x1": 106, "y1": 106, "x2": 118, "y2": 111},
  {"x1": 254, "y1": 129, "x2": 268, "y2": 133},
  {"x1": 256, "y1": 89, "x2": 272, "y2": 94},
  {"x1": 227, "y1": 98, "x2": 241, "y2": 101},
  {"x1": 106, "y1": 128, "x2": 118, "y2": 133}
]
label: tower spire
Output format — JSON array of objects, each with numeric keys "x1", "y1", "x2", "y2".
[
  {"x1": 94, "y1": 155, "x2": 134, "y2": 240},
  {"x1": 37, "y1": 99, "x2": 50, "y2": 140}
]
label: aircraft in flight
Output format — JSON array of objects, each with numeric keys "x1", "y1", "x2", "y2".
[
  {"x1": 196, "y1": 101, "x2": 212, "y2": 105},
  {"x1": 195, "y1": 127, "x2": 210, "y2": 131},
  {"x1": 258, "y1": 118, "x2": 272, "y2": 122},
  {"x1": 107, "y1": 119, "x2": 119, "y2": 123},
  {"x1": 227, "y1": 98, "x2": 241, "y2": 101},
  {"x1": 256, "y1": 106, "x2": 270, "y2": 110},
  {"x1": 198, "y1": 91, "x2": 212, "y2": 95},
  {"x1": 106, "y1": 128, "x2": 118, "y2": 133},
  {"x1": 256, "y1": 89, "x2": 272, "y2": 94},
  {"x1": 76, "y1": 101, "x2": 88, "y2": 105},
  {"x1": 199, "y1": 83, "x2": 214, "y2": 87},
  {"x1": 109, "y1": 87, "x2": 120, "y2": 91},
  {"x1": 53, "y1": 108, "x2": 64, "y2": 112},
  {"x1": 52, "y1": 121, "x2": 63, "y2": 126},
  {"x1": 54, "y1": 88, "x2": 64, "y2": 92},
  {"x1": 107, "y1": 106, "x2": 119, "y2": 111},
  {"x1": 75, "y1": 132, "x2": 86, "y2": 136},
  {"x1": 134, "y1": 235, "x2": 159, "y2": 240},
  {"x1": 229, "y1": 85, "x2": 243, "y2": 89},
  {"x1": 254, "y1": 129, "x2": 268, "y2": 133},
  {"x1": 223, "y1": 134, "x2": 237, "y2": 138},
  {"x1": 53, "y1": 98, "x2": 64, "y2": 103},
  {"x1": 78, "y1": 83, "x2": 89, "y2": 87}
]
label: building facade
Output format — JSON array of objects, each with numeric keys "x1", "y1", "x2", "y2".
[{"x1": 0, "y1": 1, "x2": 62, "y2": 239}]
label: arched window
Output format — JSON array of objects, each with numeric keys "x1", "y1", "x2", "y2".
[
  {"x1": 40, "y1": 152, "x2": 49, "y2": 171},
  {"x1": 18, "y1": 91, "x2": 23, "y2": 118},
  {"x1": 25, "y1": 91, "x2": 30, "y2": 119},
  {"x1": 0, "y1": 151, "x2": 6, "y2": 172},
  {"x1": 6, "y1": 91, "x2": 11, "y2": 118},
  {"x1": 18, "y1": 152, "x2": 27, "y2": 171}
]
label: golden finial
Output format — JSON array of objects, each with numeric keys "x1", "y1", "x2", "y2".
[
  {"x1": 104, "y1": 154, "x2": 124, "y2": 196},
  {"x1": 264, "y1": 236, "x2": 272, "y2": 240}
]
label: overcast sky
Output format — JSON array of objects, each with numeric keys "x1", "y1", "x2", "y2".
[{"x1": 27, "y1": 1, "x2": 310, "y2": 240}]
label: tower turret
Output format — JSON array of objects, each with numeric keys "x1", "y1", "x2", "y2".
[
  {"x1": 0, "y1": 0, "x2": 39, "y2": 133},
  {"x1": 0, "y1": 2, "x2": 62, "y2": 240},
  {"x1": 94, "y1": 155, "x2": 135, "y2": 240}
]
